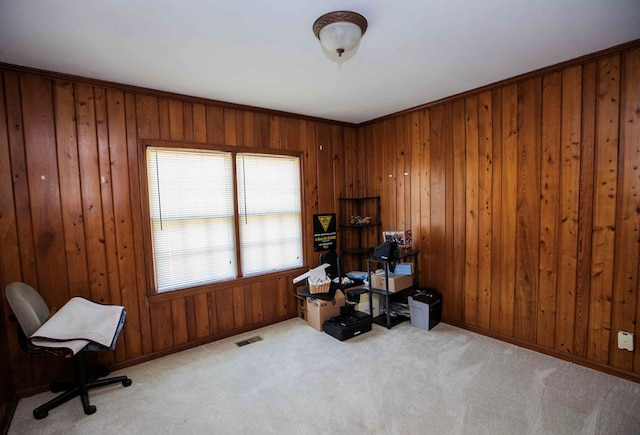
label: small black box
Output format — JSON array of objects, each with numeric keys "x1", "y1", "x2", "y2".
[{"x1": 323, "y1": 311, "x2": 372, "y2": 341}]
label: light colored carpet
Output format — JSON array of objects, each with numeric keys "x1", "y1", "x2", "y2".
[{"x1": 8, "y1": 318, "x2": 640, "y2": 434}]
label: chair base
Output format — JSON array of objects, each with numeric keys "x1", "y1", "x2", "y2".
[{"x1": 33, "y1": 353, "x2": 132, "y2": 419}]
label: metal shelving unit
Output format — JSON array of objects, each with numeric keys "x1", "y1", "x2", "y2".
[{"x1": 338, "y1": 197, "x2": 381, "y2": 272}]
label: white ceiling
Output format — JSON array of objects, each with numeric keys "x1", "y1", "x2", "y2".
[{"x1": 1, "y1": 1, "x2": 639, "y2": 124}]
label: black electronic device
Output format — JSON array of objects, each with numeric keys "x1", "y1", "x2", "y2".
[
  {"x1": 373, "y1": 240, "x2": 397, "y2": 262},
  {"x1": 323, "y1": 311, "x2": 372, "y2": 341}
]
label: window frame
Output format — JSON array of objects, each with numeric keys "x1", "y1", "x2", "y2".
[{"x1": 138, "y1": 139, "x2": 307, "y2": 297}]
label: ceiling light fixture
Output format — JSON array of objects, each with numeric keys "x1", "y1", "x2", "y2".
[{"x1": 313, "y1": 11, "x2": 368, "y2": 60}]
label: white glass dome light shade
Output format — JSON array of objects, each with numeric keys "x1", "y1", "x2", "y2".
[
  {"x1": 313, "y1": 11, "x2": 368, "y2": 61},
  {"x1": 319, "y1": 21, "x2": 362, "y2": 57}
]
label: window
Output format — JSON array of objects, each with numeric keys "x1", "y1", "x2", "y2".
[{"x1": 146, "y1": 146, "x2": 303, "y2": 293}]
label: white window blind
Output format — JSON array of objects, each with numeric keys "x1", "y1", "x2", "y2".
[
  {"x1": 147, "y1": 147, "x2": 237, "y2": 292},
  {"x1": 236, "y1": 153, "x2": 303, "y2": 276},
  {"x1": 146, "y1": 146, "x2": 303, "y2": 293}
]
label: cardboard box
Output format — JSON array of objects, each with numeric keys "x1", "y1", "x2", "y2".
[
  {"x1": 383, "y1": 230, "x2": 412, "y2": 248},
  {"x1": 306, "y1": 290, "x2": 345, "y2": 331},
  {"x1": 296, "y1": 297, "x2": 307, "y2": 321},
  {"x1": 371, "y1": 273, "x2": 414, "y2": 293}
]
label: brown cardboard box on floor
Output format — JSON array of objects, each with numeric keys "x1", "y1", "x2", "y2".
[{"x1": 306, "y1": 290, "x2": 345, "y2": 331}]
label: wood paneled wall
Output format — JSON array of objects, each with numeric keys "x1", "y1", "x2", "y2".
[
  {"x1": 1, "y1": 40, "x2": 639, "y2": 403},
  {"x1": 359, "y1": 44, "x2": 640, "y2": 378},
  {"x1": 0, "y1": 66, "x2": 360, "y2": 394}
]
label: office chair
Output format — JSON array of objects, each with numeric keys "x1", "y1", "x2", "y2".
[{"x1": 5, "y1": 282, "x2": 132, "y2": 419}]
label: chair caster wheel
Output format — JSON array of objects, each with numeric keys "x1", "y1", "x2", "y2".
[
  {"x1": 34, "y1": 410, "x2": 48, "y2": 420},
  {"x1": 123, "y1": 378, "x2": 132, "y2": 387},
  {"x1": 84, "y1": 405, "x2": 97, "y2": 415}
]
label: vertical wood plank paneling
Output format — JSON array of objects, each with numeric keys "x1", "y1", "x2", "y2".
[
  {"x1": 0, "y1": 142, "x2": 13, "y2": 434},
  {"x1": 125, "y1": 92, "x2": 153, "y2": 356},
  {"x1": 451, "y1": 101, "x2": 466, "y2": 321},
  {"x1": 0, "y1": 74, "x2": 20, "y2": 285},
  {"x1": 270, "y1": 115, "x2": 281, "y2": 149},
  {"x1": 150, "y1": 301, "x2": 173, "y2": 350},
  {"x1": 477, "y1": 91, "x2": 493, "y2": 330},
  {"x1": 612, "y1": 48, "x2": 640, "y2": 371},
  {"x1": 261, "y1": 279, "x2": 278, "y2": 321},
  {"x1": 343, "y1": 125, "x2": 357, "y2": 197},
  {"x1": 304, "y1": 121, "x2": 319, "y2": 266},
  {"x1": 331, "y1": 124, "x2": 345, "y2": 202},
  {"x1": 243, "y1": 111, "x2": 255, "y2": 147},
  {"x1": 233, "y1": 286, "x2": 247, "y2": 329},
  {"x1": 234, "y1": 109, "x2": 245, "y2": 146},
  {"x1": 206, "y1": 106, "x2": 224, "y2": 144},
  {"x1": 383, "y1": 119, "x2": 396, "y2": 229},
  {"x1": 499, "y1": 84, "x2": 518, "y2": 336},
  {"x1": 192, "y1": 103, "x2": 206, "y2": 143},
  {"x1": 0, "y1": 73, "x2": 30, "y2": 392},
  {"x1": 489, "y1": 89, "x2": 504, "y2": 330},
  {"x1": 182, "y1": 102, "x2": 194, "y2": 143},
  {"x1": 76, "y1": 84, "x2": 111, "y2": 304},
  {"x1": 170, "y1": 298, "x2": 188, "y2": 346},
  {"x1": 217, "y1": 288, "x2": 236, "y2": 332},
  {"x1": 106, "y1": 89, "x2": 142, "y2": 357},
  {"x1": 514, "y1": 78, "x2": 541, "y2": 342},
  {"x1": 372, "y1": 123, "x2": 385, "y2": 199},
  {"x1": 316, "y1": 124, "x2": 333, "y2": 213},
  {"x1": 464, "y1": 96, "x2": 479, "y2": 325},
  {"x1": 409, "y1": 111, "x2": 423, "y2": 275},
  {"x1": 555, "y1": 66, "x2": 582, "y2": 354},
  {"x1": 54, "y1": 81, "x2": 89, "y2": 297},
  {"x1": 168, "y1": 99, "x2": 184, "y2": 141},
  {"x1": 588, "y1": 55, "x2": 621, "y2": 363},
  {"x1": 254, "y1": 113, "x2": 269, "y2": 147},
  {"x1": 135, "y1": 94, "x2": 160, "y2": 139},
  {"x1": 249, "y1": 283, "x2": 263, "y2": 324},
  {"x1": 277, "y1": 277, "x2": 289, "y2": 317},
  {"x1": 194, "y1": 293, "x2": 210, "y2": 339},
  {"x1": 242, "y1": 286, "x2": 254, "y2": 326},
  {"x1": 418, "y1": 111, "x2": 432, "y2": 286},
  {"x1": 443, "y1": 103, "x2": 456, "y2": 321},
  {"x1": 537, "y1": 72, "x2": 562, "y2": 348},
  {"x1": 158, "y1": 99, "x2": 170, "y2": 139},
  {"x1": 286, "y1": 118, "x2": 301, "y2": 152},
  {"x1": 185, "y1": 295, "x2": 197, "y2": 340},
  {"x1": 224, "y1": 108, "x2": 237, "y2": 145},
  {"x1": 4, "y1": 74, "x2": 38, "y2": 288},
  {"x1": 394, "y1": 116, "x2": 408, "y2": 228},
  {"x1": 429, "y1": 106, "x2": 448, "y2": 316},
  {"x1": 20, "y1": 75, "x2": 69, "y2": 309},
  {"x1": 207, "y1": 292, "x2": 219, "y2": 336},
  {"x1": 4, "y1": 41, "x2": 640, "y2": 395},
  {"x1": 299, "y1": 120, "x2": 311, "y2": 261},
  {"x1": 94, "y1": 87, "x2": 124, "y2": 362},
  {"x1": 575, "y1": 62, "x2": 596, "y2": 358},
  {"x1": 92, "y1": 88, "x2": 125, "y2": 364}
]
